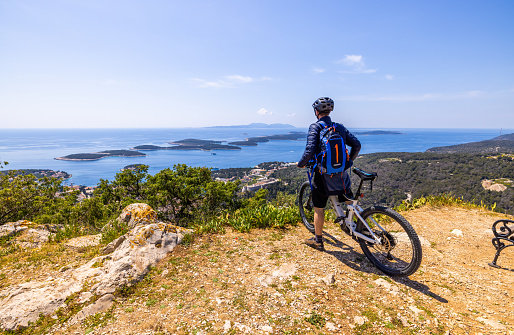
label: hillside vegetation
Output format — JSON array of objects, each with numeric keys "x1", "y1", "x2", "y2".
[
  {"x1": 267, "y1": 152, "x2": 514, "y2": 214},
  {"x1": 0, "y1": 164, "x2": 298, "y2": 241},
  {"x1": 426, "y1": 132, "x2": 514, "y2": 154}
]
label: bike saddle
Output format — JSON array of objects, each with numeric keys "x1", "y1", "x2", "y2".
[{"x1": 353, "y1": 168, "x2": 378, "y2": 181}]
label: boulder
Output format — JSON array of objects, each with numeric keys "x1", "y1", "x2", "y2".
[
  {"x1": 0, "y1": 204, "x2": 192, "y2": 331},
  {"x1": 117, "y1": 203, "x2": 158, "y2": 228},
  {"x1": 0, "y1": 220, "x2": 62, "y2": 239},
  {"x1": 0, "y1": 221, "x2": 63, "y2": 249},
  {"x1": 0, "y1": 220, "x2": 30, "y2": 238},
  {"x1": 13, "y1": 228, "x2": 52, "y2": 249}
]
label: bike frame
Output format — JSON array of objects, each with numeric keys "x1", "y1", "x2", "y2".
[
  {"x1": 328, "y1": 196, "x2": 382, "y2": 244},
  {"x1": 307, "y1": 162, "x2": 385, "y2": 245}
]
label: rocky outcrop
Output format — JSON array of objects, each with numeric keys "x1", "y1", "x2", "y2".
[
  {"x1": 482, "y1": 179, "x2": 508, "y2": 192},
  {"x1": 117, "y1": 203, "x2": 158, "y2": 228},
  {"x1": 64, "y1": 234, "x2": 102, "y2": 250},
  {"x1": 0, "y1": 204, "x2": 192, "y2": 331},
  {"x1": 0, "y1": 221, "x2": 63, "y2": 249}
]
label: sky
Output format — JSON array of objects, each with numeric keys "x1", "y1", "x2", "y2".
[{"x1": 0, "y1": 0, "x2": 513, "y2": 129}]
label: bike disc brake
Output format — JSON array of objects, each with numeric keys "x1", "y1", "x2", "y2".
[{"x1": 375, "y1": 231, "x2": 397, "y2": 253}]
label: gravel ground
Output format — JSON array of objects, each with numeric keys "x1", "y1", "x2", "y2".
[{"x1": 31, "y1": 207, "x2": 514, "y2": 334}]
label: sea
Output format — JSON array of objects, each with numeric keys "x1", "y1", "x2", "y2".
[{"x1": 0, "y1": 127, "x2": 511, "y2": 187}]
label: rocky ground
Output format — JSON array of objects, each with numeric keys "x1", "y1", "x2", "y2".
[{"x1": 2, "y1": 205, "x2": 514, "y2": 335}]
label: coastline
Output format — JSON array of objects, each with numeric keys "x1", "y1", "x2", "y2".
[{"x1": 3, "y1": 127, "x2": 510, "y2": 187}]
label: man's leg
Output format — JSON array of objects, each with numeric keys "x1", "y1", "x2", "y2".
[
  {"x1": 305, "y1": 206, "x2": 325, "y2": 251},
  {"x1": 314, "y1": 207, "x2": 324, "y2": 236},
  {"x1": 305, "y1": 172, "x2": 326, "y2": 251}
]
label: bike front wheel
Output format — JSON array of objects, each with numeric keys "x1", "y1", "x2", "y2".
[
  {"x1": 298, "y1": 181, "x2": 315, "y2": 234},
  {"x1": 357, "y1": 206, "x2": 422, "y2": 276}
]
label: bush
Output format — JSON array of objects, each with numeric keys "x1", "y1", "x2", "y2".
[{"x1": 0, "y1": 171, "x2": 63, "y2": 225}]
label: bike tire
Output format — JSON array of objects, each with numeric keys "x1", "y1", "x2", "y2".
[
  {"x1": 357, "y1": 206, "x2": 422, "y2": 276},
  {"x1": 298, "y1": 181, "x2": 315, "y2": 234}
]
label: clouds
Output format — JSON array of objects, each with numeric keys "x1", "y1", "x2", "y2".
[
  {"x1": 311, "y1": 54, "x2": 379, "y2": 76},
  {"x1": 336, "y1": 54, "x2": 377, "y2": 74},
  {"x1": 190, "y1": 75, "x2": 271, "y2": 88},
  {"x1": 257, "y1": 108, "x2": 272, "y2": 116},
  {"x1": 312, "y1": 67, "x2": 325, "y2": 74}
]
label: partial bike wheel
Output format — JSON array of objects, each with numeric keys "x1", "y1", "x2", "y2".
[
  {"x1": 298, "y1": 181, "x2": 315, "y2": 234},
  {"x1": 357, "y1": 206, "x2": 422, "y2": 276}
]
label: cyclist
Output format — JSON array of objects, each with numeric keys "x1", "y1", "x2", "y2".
[{"x1": 297, "y1": 97, "x2": 361, "y2": 251}]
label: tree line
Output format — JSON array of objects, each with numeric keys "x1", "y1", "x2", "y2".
[{"x1": 262, "y1": 152, "x2": 514, "y2": 214}]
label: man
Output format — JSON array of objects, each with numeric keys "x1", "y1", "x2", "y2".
[{"x1": 297, "y1": 97, "x2": 361, "y2": 251}]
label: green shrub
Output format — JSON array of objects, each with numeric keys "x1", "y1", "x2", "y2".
[
  {"x1": 198, "y1": 203, "x2": 299, "y2": 233},
  {"x1": 395, "y1": 193, "x2": 493, "y2": 212}
]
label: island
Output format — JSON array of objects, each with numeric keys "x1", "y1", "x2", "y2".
[
  {"x1": 121, "y1": 164, "x2": 147, "y2": 171},
  {"x1": 426, "y1": 133, "x2": 514, "y2": 154},
  {"x1": 169, "y1": 139, "x2": 223, "y2": 146},
  {"x1": 354, "y1": 130, "x2": 403, "y2": 135},
  {"x1": 208, "y1": 123, "x2": 296, "y2": 129},
  {"x1": 1, "y1": 169, "x2": 71, "y2": 179},
  {"x1": 228, "y1": 132, "x2": 307, "y2": 146},
  {"x1": 55, "y1": 150, "x2": 146, "y2": 161},
  {"x1": 133, "y1": 139, "x2": 242, "y2": 151}
]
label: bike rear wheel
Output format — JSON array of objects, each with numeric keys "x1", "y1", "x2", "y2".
[
  {"x1": 298, "y1": 181, "x2": 315, "y2": 234},
  {"x1": 357, "y1": 206, "x2": 422, "y2": 276}
]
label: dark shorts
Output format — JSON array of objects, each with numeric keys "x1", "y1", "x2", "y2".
[{"x1": 311, "y1": 170, "x2": 352, "y2": 208}]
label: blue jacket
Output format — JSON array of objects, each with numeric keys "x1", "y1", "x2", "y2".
[{"x1": 297, "y1": 116, "x2": 361, "y2": 168}]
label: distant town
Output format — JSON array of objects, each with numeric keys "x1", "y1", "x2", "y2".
[{"x1": 214, "y1": 162, "x2": 296, "y2": 192}]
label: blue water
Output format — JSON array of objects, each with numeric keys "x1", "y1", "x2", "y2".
[{"x1": 0, "y1": 127, "x2": 510, "y2": 186}]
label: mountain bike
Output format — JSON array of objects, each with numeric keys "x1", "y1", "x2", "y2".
[{"x1": 298, "y1": 165, "x2": 422, "y2": 276}]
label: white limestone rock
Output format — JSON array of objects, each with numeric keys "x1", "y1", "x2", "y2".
[
  {"x1": 0, "y1": 204, "x2": 192, "y2": 331},
  {"x1": 117, "y1": 203, "x2": 159, "y2": 228},
  {"x1": 69, "y1": 294, "x2": 114, "y2": 324},
  {"x1": 258, "y1": 263, "x2": 297, "y2": 287},
  {"x1": 65, "y1": 234, "x2": 102, "y2": 250},
  {"x1": 0, "y1": 221, "x2": 63, "y2": 249}
]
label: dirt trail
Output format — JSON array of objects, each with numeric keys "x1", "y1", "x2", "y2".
[{"x1": 48, "y1": 206, "x2": 514, "y2": 334}]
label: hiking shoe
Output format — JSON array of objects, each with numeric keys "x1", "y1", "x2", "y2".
[{"x1": 305, "y1": 237, "x2": 325, "y2": 251}]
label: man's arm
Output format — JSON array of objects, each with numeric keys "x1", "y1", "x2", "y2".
[
  {"x1": 297, "y1": 123, "x2": 320, "y2": 167},
  {"x1": 336, "y1": 124, "x2": 361, "y2": 161},
  {"x1": 346, "y1": 129, "x2": 361, "y2": 161}
]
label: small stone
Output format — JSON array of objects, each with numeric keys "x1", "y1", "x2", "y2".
[
  {"x1": 326, "y1": 322, "x2": 338, "y2": 331},
  {"x1": 261, "y1": 325, "x2": 273, "y2": 332},
  {"x1": 409, "y1": 306, "x2": 423, "y2": 314},
  {"x1": 354, "y1": 316, "x2": 366, "y2": 325},
  {"x1": 451, "y1": 229, "x2": 463, "y2": 237},
  {"x1": 223, "y1": 320, "x2": 231, "y2": 331},
  {"x1": 321, "y1": 274, "x2": 335, "y2": 285},
  {"x1": 477, "y1": 317, "x2": 507, "y2": 330}
]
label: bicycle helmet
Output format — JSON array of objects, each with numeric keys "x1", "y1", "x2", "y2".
[{"x1": 312, "y1": 97, "x2": 334, "y2": 113}]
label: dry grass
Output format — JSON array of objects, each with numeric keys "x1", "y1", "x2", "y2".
[{"x1": 3, "y1": 206, "x2": 514, "y2": 334}]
